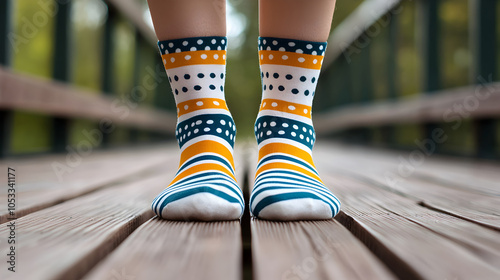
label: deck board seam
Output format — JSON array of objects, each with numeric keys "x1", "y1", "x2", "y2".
[{"x1": 335, "y1": 211, "x2": 424, "y2": 280}]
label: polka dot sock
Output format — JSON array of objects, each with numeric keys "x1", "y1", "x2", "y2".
[
  {"x1": 250, "y1": 37, "x2": 341, "y2": 220},
  {"x1": 151, "y1": 36, "x2": 244, "y2": 221}
]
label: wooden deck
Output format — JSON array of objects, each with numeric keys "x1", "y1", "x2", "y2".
[{"x1": 0, "y1": 142, "x2": 499, "y2": 279}]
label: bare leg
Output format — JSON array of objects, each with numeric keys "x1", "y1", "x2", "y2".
[
  {"x1": 259, "y1": 0, "x2": 336, "y2": 41},
  {"x1": 147, "y1": 0, "x2": 226, "y2": 40}
]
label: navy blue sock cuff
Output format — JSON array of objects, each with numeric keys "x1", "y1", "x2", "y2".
[
  {"x1": 158, "y1": 36, "x2": 227, "y2": 55},
  {"x1": 258, "y1": 37, "x2": 327, "y2": 56}
]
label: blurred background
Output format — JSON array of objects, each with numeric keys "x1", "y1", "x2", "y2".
[{"x1": 1, "y1": 0, "x2": 499, "y2": 159}]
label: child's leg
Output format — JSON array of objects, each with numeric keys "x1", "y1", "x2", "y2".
[
  {"x1": 147, "y1": 0, "x2": 226, "y2": 40},
  {"x1": 148, "y1": 0, "x2": 244, "y2": 221},
  {"x1": 250, "y1": 0, "x2": 341, "y2": 220},
  {"x1": 259, "y1": 0, "x2": 336, "y2": 41}
]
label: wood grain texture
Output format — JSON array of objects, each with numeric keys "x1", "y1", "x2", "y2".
[
  {"x1": 0, "y1": 167, "x2": 177, "y2": 280},
  {"x1": 246, "y1": 142, "x2": 395, "y2": 280},
  {"x1": 313, "y1": 82, "x2": 500, "y2": 134},
  {"x1": 314, "y1": 143, "x2": 500, "y2": 229},
  {"x1": 312, "y1": 143, "x2": 500, "y2": 279},
  {"x1": 83, "y1": 219, "x2": 242, "y2": 280},
  {"x1": 251, "y1": 219, "x2": 396, "y2": 280},
  {"x1": 0, "y1": 145, "x2": 178, "y2": 223},
  {"x1": 0, "y1": 67, "x2": 177, "y2": 132},
  {"x1": 82, "y1": 145, "x2": 248, "y2": 280}
]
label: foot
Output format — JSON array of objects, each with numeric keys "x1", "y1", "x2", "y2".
[
  {"x1": 151, "y1": 36, "x2": 244, "y2": 221},
  {"x1": 249, "y1": 37, "x2": 341, "y2": 220}
]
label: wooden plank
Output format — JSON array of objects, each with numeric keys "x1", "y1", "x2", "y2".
[
  {"x1": 251, "y1": 220, "x2": 396, "y2": 280},
  {"x1": 0, "y1": 160, "x2": 178, "y2": 280},
  {"x1": 83, "y1": 220, "x2": 242, "y2": 280},
  {"x1": 316, "y1": 168, "x2": 500, "y2": 279},
  {"x1": 314, "y1": 143, "x2": 500, "y2": 229},
  {"x1": 0, "y1": 145, "x2": 178, "y2": 223},
  {"x1": 314, "y1": 82, "x2": 500, "y2": 134},
  {"x1": 0, "y1": 67, "x2": 177, "y2": 133},
  {"x1": 83, "y1": 145, "x2": 248, "y2": 280}
]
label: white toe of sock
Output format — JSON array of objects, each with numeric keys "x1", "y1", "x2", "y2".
[
  {"x1": 161, "y1": 192, "x2": 243, "y2": 221},
  {"x1": 254, "y1": 198, "x2": 333, "y2": 221}
]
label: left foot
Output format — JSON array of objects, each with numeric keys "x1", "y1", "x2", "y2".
[{"x1": 250, "y1": 37, "x2": 341, "y2": 220}]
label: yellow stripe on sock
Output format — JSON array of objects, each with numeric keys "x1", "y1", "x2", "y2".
[
  {"x1": 259, "y1": 50, "x2": 323, "y2": 70},
  {"x1": 259, "y1": 98, "x2": 312, "y2": 118},
  {"x1": 177, "y1": 98, "x2": 228, "y2": 117},
  {"x1": 170, "y1": 163, "x2": 237, "y2": 186},
  {"x1": 258, "y1": 142, "x2": 315, "y2": 167},
  {"x1": 255, "y1": 162, "x2": 323, "y2": 183},
  {"x1": 180, "y1": 140, "x2": 235, "y2": 170},
  {"x1": 162, "y1": 50, "x2": 226, "y2": 69}
]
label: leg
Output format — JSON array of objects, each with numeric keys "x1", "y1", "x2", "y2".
[
  {"x1": 147, "y1": 0, "x2": 226, "y2": 40},
  {"x1": 147, "y1": 0, "x2": 244, "y2": 220},
  {"x1": 250, "y1": 0, "x2": 341, "y2": 220},
  {"x1": 259, "y1": 0, "x2": 336, "y2": 41}
]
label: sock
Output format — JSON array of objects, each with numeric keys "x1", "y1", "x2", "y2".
[
  {"x1": 151, "y1": 36, "x2": 244, "y2": 221},
  {"x1": 250, "y1": 37, "x2": 341, "y2": 220}
]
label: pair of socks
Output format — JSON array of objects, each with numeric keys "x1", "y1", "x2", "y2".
[{"x1": 151, "y1": 36, "x2": 340, "y2": 221}]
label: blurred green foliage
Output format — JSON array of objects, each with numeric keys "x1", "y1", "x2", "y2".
[
  {"x1": 5, "y1": 0, "x2": 499, "y2": 157},
  {"x1": 10, "y1": 0, "x2": 56, "y2": 153}
]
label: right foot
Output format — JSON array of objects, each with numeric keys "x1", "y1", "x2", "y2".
[{"x1": 249, "y1": 37, "x2": 341, "y2": 220}]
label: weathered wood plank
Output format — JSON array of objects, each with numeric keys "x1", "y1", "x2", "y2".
[
  {"x1": 82, "y1": 145, "x2": 247, "y2": 280},
  {"x1": 312, "y1": 145, "x2": 500, "y2": 278},
  {"x1": 0, "y1": 164, "x2": 177, "y2": 280},
  {"x1": 251, "y1": 219, "x2": 396, "y2": 280},
  {"x1": 314, "y1": 143, "x2": 500, "y2": 229},
  {"x1": 0, "y1": 67, "x2": 177, "y2": 132},
  {"x1": 322, "y1": 173, "x2": 500, "y2": 279},
  {"x1": 83, "y1": 220, "x2": 242, "y2": 280},
  {"x1": 0, "y1": 145, "x2": 177, "y2": 224}
]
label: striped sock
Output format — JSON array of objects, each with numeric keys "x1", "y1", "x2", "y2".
[
  {"x1": 250, "y1": 37, "x2": 341, "y2": 220},
  {"x1": 151, "y1": 36, "x2": 244, "y2": 221}
]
